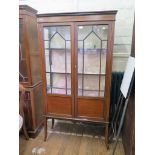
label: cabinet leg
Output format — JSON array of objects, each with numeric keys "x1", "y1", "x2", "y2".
[
  {"x1": 23, "y1": 121, "x2": 29, "y2": 140},
  {"x1": 51, "y1": 118, "x2": 54, "y2": 129},
  {"x1": 44, "y1": 117, "x2": 47, "y2": 141},
  {"x1": 105, "y1": 124, "x2": 109, "y2": 150}
]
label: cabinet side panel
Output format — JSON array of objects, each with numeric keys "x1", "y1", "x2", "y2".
[
  {"x1": 23, "y1": 91, "x2": 33, "y2": 130},
  {"x1": 27, "y1": 15, "x2": 42, "y2": 84},
  {"x1": 33, "y1": 84, "x2": 44, "y2": 127}
]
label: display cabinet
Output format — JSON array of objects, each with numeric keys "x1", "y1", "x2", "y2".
[
  {"x1": 37, "y1": 11, "x2": 117, "y2": 147},
  {"x1": 19, "y1": 5, "x2": 43, "y2": 138}
]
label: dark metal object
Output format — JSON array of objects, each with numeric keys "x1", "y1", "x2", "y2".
[{"x1": 112, "y1": 72, "x2": 135, "y2": 155}]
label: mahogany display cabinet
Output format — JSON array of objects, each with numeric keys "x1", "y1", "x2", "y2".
[
  {"x1": 37, "y1": 10, "x2": 117, "y2": 147},
  {"x1": 19, "y1": 5, "x2": 43, "y2": 138}
]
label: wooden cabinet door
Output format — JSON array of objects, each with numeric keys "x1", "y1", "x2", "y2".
[
  {"x1": 19, "y1": 18, "x2": 29, "y2": 84},
  {"x1": 39, "y1": 21, "x2": 114, "y2": 122},
  {"x1": 42, "y1": 24, "x2": 74, "y2": 118},
  {"x1": 74, "y1": 22, "x2": 110, "y2": 121}
]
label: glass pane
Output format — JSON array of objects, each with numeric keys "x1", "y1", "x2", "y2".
[
  {"x1": 47, "y1": 73, "x2": 71, "y2": 95},
  {"x1": 52, "y1": 88, "x2": 66, "y2": 94},
  {"x1": 78, "y1": 75, "x2": 99, "y2": 97},
  {"x1": 19, "y1": 19, "x2": 28, "y2": 82},
  {"x1": 19, "y1": 19, "x2": 26, "y2": 58},
  {"x1": 78, "y1": 41, "x2": 83, "y2": 49},
  {"x1": 45, "y1": 50, "x2": 50, "y2": 72},
  {"x1": 77, "y1": 24, "x2": 108, "y2": 97},
  {"x1": 67, "y1": 50, "x2": 71, "y2": 73},
  {"x1": 53, "y1": 73, "x2": 66, "y2": 89},
  {"x1": 57, "y1": 26, "x2": 70, "y2": 40},
  {"x1": 78, "y1": 49, "x2": 83, "y2": 74},
  {"x1": 84, "y1": 75, "x2": 99, "y2": 91},
  {"x1": 67, "y1": 89, "x2": 71, "y2": 95},
  {"x1": 93, "y1": 25, "x2": 108, "y2": 40},
  {"x1": 84, "y1": 50, "x2": 100, "y2": 74},
  {"x1": 19, "y1": 59, "x2": 28, "y2": 82},
  {"x1": 101, "y1": 51, "x2": 107, "y2": 74},
  {"x1": 46, "y1": 73, "x2": 51, "y2": 93},
  {"x1": 51, "y1": 50, "x2": 65, "y2": 73},
  {"x1": 67, "y1": 74, "x2": 71, "y2": 89},
  {"x1": 83, "y1": 90, "x2": 99, "y2": 97},
  {"x1": 44, "y1": 27, "x2": 56, "y2": 40},
  {"x1": 78, "y1": 75, "x2": 82, "y2": 90},
  {"x1": 100, "y1": 91, "x2": 105, "y2": 97},
  {"x1": 102, "y1": 41, "x2": 107, "y2": 49},
  {"x1": 66, "y1": 41, "x2": 71, "y2": 50},
  {"x1": 44, "y1": 26, "x2": 71, "y2": 95},
  {"x1": 44, "y1": 41, "x2": 49, "y2": 48},
  {"x1": 43, "y1": 27, "x2": 49, "y2": 40},
  {"x1": 78, "y1": 26, "x2": 92, "y2": 40},
  {"x1": 67, "y1": 74, "x2": 71, "y2": 95},
  {"x1": 78, "y1": 90, "x2": 82, "y2": 96},
  {"x1": 100, "y1": 75, "x2": 105, "y2": 91},
  {"x1": 84, "y1": 32, "x2": 101, "y2": 49},
  {"x1": 50, "y1": 33, "x2": 65, "y2": 49}
]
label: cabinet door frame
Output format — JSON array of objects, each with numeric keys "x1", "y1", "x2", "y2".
[
  {"x1": 19, "y1": 15, "x2": 32, "y2": 86},
  {"x1": 74, "y1": 21, "x2": 114, "y2": 121},
  {"x1": 38, "y1": 22, "x2": 75, "y2": 118},
  {"x1": 38, "y1": 20, "x2": 115, "y2": 122}
]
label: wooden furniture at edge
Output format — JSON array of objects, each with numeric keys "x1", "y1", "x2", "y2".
[
  {"x1": 19, "y1": 84, "x2": 29, "y2": 140},
  {"x1": 37, "y1": 11, "x2": 117, "y2": 148},
  {"x1": 19, "y1": 5, "x2": 43, "y2": 138}
]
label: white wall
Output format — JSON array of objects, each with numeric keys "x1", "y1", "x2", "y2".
[{"x1": 19, "y1": 0, "x2": 134, "y2": 72}]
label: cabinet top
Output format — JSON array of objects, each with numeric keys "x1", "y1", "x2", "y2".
[
  {"x1": 19, "y1": 5, "x2": 37, "y2": 14},
  {"x1": 37, "y1": 10, "x2": 117, "y2": 23},
  {"x1": 37, "y1": 10, "x2": 117, "y2": 17}
]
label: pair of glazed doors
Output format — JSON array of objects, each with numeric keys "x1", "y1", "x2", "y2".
[{"x1": 41, "y1": 21, "x2": 112, "y2": 120}]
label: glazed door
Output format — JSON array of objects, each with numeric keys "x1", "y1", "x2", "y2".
[
  {"x1": 41, "y1": 22, "x2": 110, "y2": 121},
  {"x1": 75, "y1": 22, "x2": 109, "y2": 121},
  {"x1": 43, "y1": 24, "x2": 74, "y2": 118},
  {"x1": 19, "y1": 18, "x2": 29, "y2": 84}
]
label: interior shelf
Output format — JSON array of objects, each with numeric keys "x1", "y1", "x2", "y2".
[
  {"x1": 45, "y1": 48, "x2": 107, "y2": 52},
  {"x1": 46, "y1": 72, "x2": 106, "y2": 75},
  {"x1": 46, "y1": 72, "x2": 71, "y2": 74}
]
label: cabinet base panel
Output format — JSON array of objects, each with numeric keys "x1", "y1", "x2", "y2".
[{"x1": 27, "y1": 120, "x2": 44, "y2": 138}]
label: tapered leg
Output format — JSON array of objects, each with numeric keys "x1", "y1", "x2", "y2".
[
  {"x1": 51, "y1": 118, "x2": 54, "y2": 129},
  {"x1": 22, "y1": 122, "x2": 29, "y2": 140},
  {"x1": 105, "y1": 124, "x2": 109, "y2": 149},
  {"x1": 44, "y1": 117, "x2": 47, "y2": 141}
]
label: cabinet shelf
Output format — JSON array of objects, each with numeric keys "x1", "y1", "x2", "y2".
[
  {"x1": 46, "y1": 72, "x2": 106, "y2": 75},
  {"x1": 47, "y1": 86, "x2": 71, "y2": 90},
  {"x1": 78, "y1": 73, "x2": 106, "y2": 76},
  {"x1": 47, "y1": 86, "x2": 104, "y2": 92},
  {"x1": 45, "y1": 48, "x2": 107, "y2": 52},
  {"x1": 46, "y1": 71, "x2": 71, "y2": 74},
  {"x1": 45, "y1": 48, "x2": 70, "y2": 51}
]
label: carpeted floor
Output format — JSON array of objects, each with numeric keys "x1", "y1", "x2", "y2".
[{"x1": 19, "y1": 119, "x2": 124, "y2": 155}]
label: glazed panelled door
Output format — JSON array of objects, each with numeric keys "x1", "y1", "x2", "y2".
[
  {"x1": 76, "y1": 24, "x2": 108, "y2": 121},
  {"x1": 19, "y1": 19, "x2": 29, "y2": 83},
  {"x1": 43, "y1": 25, "x2": 73, "y2": 117},
  {"x1": 42, "y1": 23, "x2": 109, "y2": 121}
]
